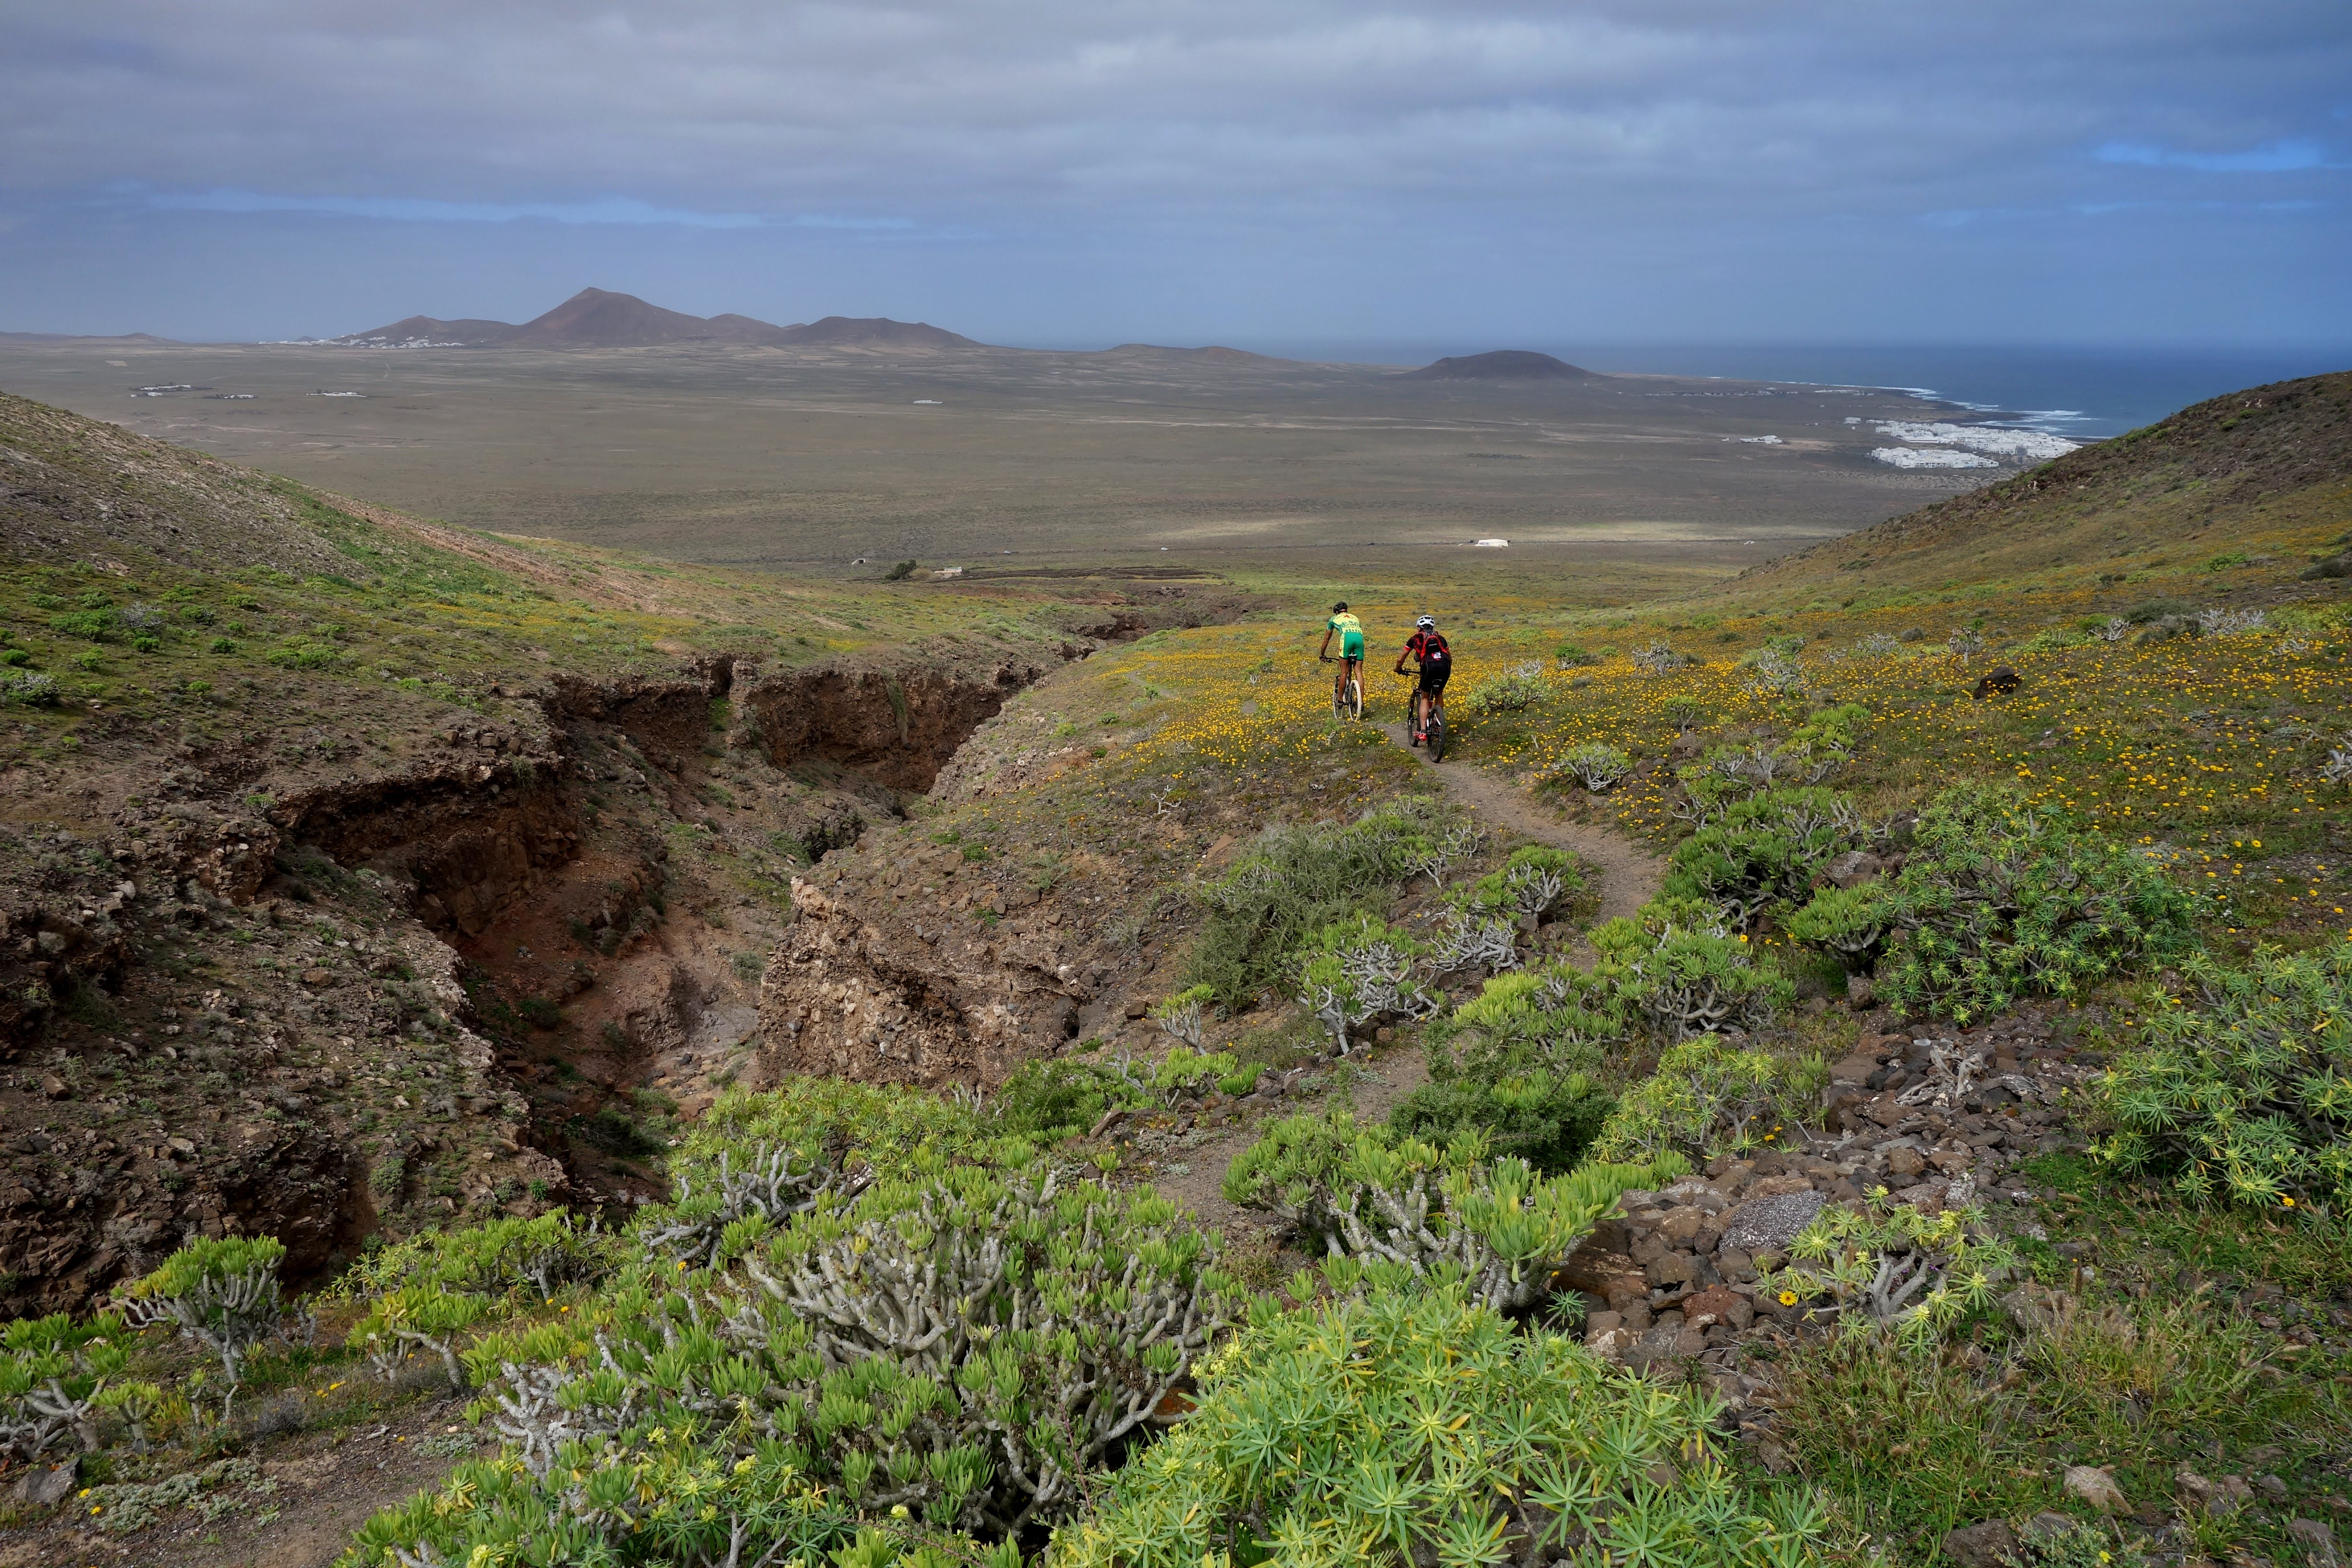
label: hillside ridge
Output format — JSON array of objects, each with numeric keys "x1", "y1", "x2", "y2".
[{"x1": 1734, "y1": 367, "x2": 2352, "y2": 599}]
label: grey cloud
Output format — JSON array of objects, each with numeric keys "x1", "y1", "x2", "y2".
[
  {"x1": 0, "y1": 0, "x2": 2345, "y2": 342},
  {"x1": 8, "y1": 0, "x2": 2344, "y2": 217}
]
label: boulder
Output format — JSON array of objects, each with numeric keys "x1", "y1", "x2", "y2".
[
  {"x1": 1822, "y1": 850, "x2": 1885, "y2": 888},
  {"x1": 2064, "y1": 1465, "x2": 2126, "y2": 1513},
  {"x1": 13, "y1": 1458, "x2": 76, "y2": 1508},
  {"x1": 1864, "y1": 1094, "x2": 1910, "y2": 1128},
  {"x1": 1744, "y1": 1173, "x2": 1816, "y2": 1200},
  {"x1": 1718, "y1": 1190, "x2": 1826, "y2": 1254},
  {"x1": 2288, "y1": 1519, "x2": 2341, "y2": 1568},
  {"x1": 1584, "y1": 1324, "x2": 1641, "y2": 1361},
  {"x1": 1941, "y1": 1520, "x2": 2018, "y2": 1568},
  {"x1": 1646, "y1": 1252, "x2": 1705, "y2": 1288},
  {"x1": 1556, "y1": 1244, "x2": 1645, "y2": 1304},
  {"x1": 1971, "y1": 666, "x2": 2021, "y2": 701},
  {"x1": 1680, "y1": 1286, "x2": 1753, "y2": 1332}
]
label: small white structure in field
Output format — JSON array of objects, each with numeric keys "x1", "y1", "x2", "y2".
[
  {"x1": 1474, "y1": 538, "x2": 1510, "y2": 548},
  {"x1": 933, "y1": 566, "x2": 964, "y2": 578}
]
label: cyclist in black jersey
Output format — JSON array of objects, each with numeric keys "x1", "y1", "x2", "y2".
[{"x1": 1397, "y1": 615, "x2": 1451, "y2": 745}]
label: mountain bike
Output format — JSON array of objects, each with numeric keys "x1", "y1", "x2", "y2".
[
  {"x1": 1322, "y1": 655, "x2": 1362, "y2": 721},
  {"x1": 1401, "y1": 672, "x2": 1447, "y2": 762}
]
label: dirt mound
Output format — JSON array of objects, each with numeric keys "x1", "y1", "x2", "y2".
[{"x1": 1405, "y1": 350, "x2": 1597, "y2": 381}]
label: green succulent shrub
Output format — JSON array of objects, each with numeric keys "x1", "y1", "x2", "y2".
[
  {"x1": 1150, "y1": 983, "x2": 1216, "y2": 1049},
  {"x1": 1781, "y1": 883, "x2": 1890, "y2": 967},
  {"x1": 1429, "y1": 959, "x2": 1632, "y2": 1082},
  {"x1": 0, "y1": 1312, "x2": 133, "y2": 1459},
  {"x1": 1589, "y1": 1038, "x2": 1812, "y2": 1163},
  {"x1": 1220, "y1": 1109, "x2": 1680, "y2": 1312},
  {"x1": 1051, "y1": 1285, "x2": 1829, "y2": 1568},
  {"x1": 2091, "y1": 942, "x2": 2352, "y2": 1209},
  {"x1": 1458, "y1": 662, "x2": 1546, "y2": 717},
  {"x1": 1453, "y1": 845, "x2": 1587, "y2": 924},
  {"x1": 1591, "y1": 911, "x2": 1794, "y2": 1040},
  {"x1": 1785, "y1": 782, "x2": 2199, "y2": 1021},
  {"x1": 118, "y1": 1235, "x2": 286, "y2": 1388},
  {"x1": 412, "y1": 1159, "x2": 1234, "y2": 1556},
  {"x1": 335, "y1": 1212, "x2": 614, "y2": 1389},
  {"x1": 1188, "y1": 796, "x2": 1466, "y2": 1005},
  {"x1": 1297, "y1": 914, "x2": 1437, "y2": 1055},
  {"x1": 47, "y1": 609, "x2": 116, "y2": 642},
  {"x1": 1662, "y1": 787, "x2": 1865, "y2": 928},
  {"x1": 1756, "y1": 1195, "x2": 2020, "y2": 1349},
  {"x1": 336, "y1": 1210, "x2": 612, "y2": 1302},
  {"x1": 1670, "y1": 707, "x2": 1870, "y2": 827},
  {"x1": 1388, "y1": 1070, "x2": 1616, "y2": 1174},
  {"x1": 682, "y1": 1078, "x2": 1031, "y2": 1182},
  {"x1": 345, "y1": 1449, "x2": 915, "y2": 1568}
]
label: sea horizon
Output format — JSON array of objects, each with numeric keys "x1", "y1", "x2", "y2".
[{"x1": 1014, "y1": 339, "x2": 2352, "y2": 440}]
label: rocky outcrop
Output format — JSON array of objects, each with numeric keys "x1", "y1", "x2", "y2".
[
  {"x1": 546, "y1": 663, "x2": 729, "y2": 774},
  {"x1": 752, "y1": 873, "x2": 1087, "y2": 1091},
  {"x1": 740, "y1": 659, "x2": 1041, "y2": 793},
  {"x1": 1558, "y1": 1006, "x2": 2103, "y2": 1467},
  {"x1": 271, "y1": 754, "x2": 581, "y2": 937}
]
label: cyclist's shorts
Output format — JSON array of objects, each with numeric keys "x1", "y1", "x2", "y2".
[
  {"x1": 1341, "y1": 632, "x2": 1365, "y2": 659},
  {"x1": 1418, "y1": 662, "x2": 1451, "y2": 693}
]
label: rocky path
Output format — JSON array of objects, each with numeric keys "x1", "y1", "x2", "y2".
[{"x1": 1149, "y1": 730, "x2": 1666, "y2": 1233}]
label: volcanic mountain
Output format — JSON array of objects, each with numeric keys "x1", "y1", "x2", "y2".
[
  {"x1": 1404, "y1": 349, "x2": 1596, "y2": 380},
  {"x1": 337, "y1": 289, "x2": 978, "y2": 350}
]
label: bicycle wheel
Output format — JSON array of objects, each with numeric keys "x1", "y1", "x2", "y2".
[
  {"x1": 1346, "y1": 678, "x2": 1363, "y2": 721},
  {"x1": 1331, "y1": 675, "x2": 1347, "y2": 720},
  {"x1": 1427, "y1": 706, "x2": 1447, "y2": 762}
]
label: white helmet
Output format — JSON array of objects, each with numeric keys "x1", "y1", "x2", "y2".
[{"x1": 1416, "y1": 615, "x2": 1436, "y2": 630}]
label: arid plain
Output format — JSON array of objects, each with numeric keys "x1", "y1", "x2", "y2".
[{"x1": 0, "y1": 338, "x2": 2004, "y2": 582}]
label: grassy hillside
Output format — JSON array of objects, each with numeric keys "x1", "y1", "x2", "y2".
[{"x1": 1736, "y1": 370, "x2": 2352, "y2": 608}]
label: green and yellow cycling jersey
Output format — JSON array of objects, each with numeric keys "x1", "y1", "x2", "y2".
[{"x1": 1326, "y1": 611, "x2": 1365, "y2": 657}]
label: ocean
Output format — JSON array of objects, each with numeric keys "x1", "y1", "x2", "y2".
[{"x1": 1224, "y1": 341, "x2": 2352, "y2": 440}]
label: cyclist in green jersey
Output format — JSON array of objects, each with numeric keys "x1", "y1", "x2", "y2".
[{"x1": 1318, "y1": 601, "x2": 1366, "y2": 713}]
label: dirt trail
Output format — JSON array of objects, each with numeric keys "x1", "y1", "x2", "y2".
[
  {"x1": 1380, "y1": 719, "x2": 1663, "y2": 926},
  {"x1": 1150, "y1": 728, "x2": 1665, "y2": 1234}
]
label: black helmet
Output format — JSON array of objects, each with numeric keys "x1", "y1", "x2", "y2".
[{"x1": 1332, "y1": 601, "x2": 1348, "y2": 612}]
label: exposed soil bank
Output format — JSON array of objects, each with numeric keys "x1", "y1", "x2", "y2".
[{"x1": 739, "y1": 657, "x2": 1045, "y2": 793}]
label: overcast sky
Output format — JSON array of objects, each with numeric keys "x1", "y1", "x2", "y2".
[{"x1": 2, "y1": 0, "x2": 2347, "y2": 347}]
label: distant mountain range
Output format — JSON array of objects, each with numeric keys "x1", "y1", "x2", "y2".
[{"x1": 335, "y1": 288, "x2": 980, "y2": 350}]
